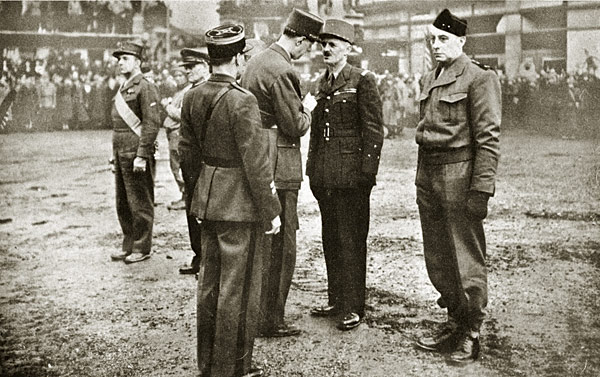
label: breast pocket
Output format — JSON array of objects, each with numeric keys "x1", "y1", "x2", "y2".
[
  {"x1": 333, "y1": 92, "x2": 358, "y2": 127},
  {"x1": 438, "y1": 92, "x2": 468, "y2": 123}
]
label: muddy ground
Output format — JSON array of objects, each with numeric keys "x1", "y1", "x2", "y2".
[{"x1": 0, "y1": 128, "x2": 599, "y2": 377}]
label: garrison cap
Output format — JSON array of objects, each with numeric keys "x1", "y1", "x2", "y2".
[
  {"x1": 284, "y1": 8, "x2": 324, "y2": 42},
  {"x1": 205, "y1": 24, "x2": 247, "y2": 60},
  {"x1": 433, "y1": 9, "x2": 467, "y2": 37},
  {"x1": 113, "y1": 40, "x2": 145, "y2": 60},
  {"x1": 179, "y1": 47, "x2": 210, "y2": 66},
  {"x1": 320, "y1": 19, "x2": 355, "y2": 44}
]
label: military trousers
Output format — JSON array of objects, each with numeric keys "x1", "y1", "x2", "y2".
[
  {"x1": 166, "y1": 127, "x2": 185, "y2": 195},
  {"x1": 311, "y1": 185, "x2": 372, "y2": 317},
  {"x1": 197, "y1": 221, "x2": 261, "y2": 377},
  {"x1": 257, "y1": 189, "x2": 299, "y2": 333},
  {"x1": 181, "y1": 163, "x2": 202, "y2": 268},
  {"x1": 416, "y1": 158, "x2": 488, "y2": 331},
  {"x1": 114, "y1": 151, "x2": 155, "y2": 255}
]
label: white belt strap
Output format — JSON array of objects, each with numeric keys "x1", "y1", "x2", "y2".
[{"x1": 114, "y1": 89, "x2": 142, "y2": 137}]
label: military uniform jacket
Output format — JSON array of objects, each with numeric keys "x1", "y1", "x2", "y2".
[
  {"x1": 111, "y1": 73, "x2": 161, "y2": 158},
  {"x1": 179, "y1": 74, "x2": 281, "y2": 223},
  {"x1": 306, "y1": 63, "x2": 384, "y2": 188},
  {"x1": 240, "y1": 43, "x2": 312, "y2": 190},
  {"x1": 416, "y1": 53, "x2": 501, "y2": 195}
]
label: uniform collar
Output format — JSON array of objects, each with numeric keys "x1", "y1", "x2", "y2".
[
  {"x1": 423, "y1": 53, "x2": 469, "y2": 93},
  {"x1": 121, "y1": 72, "x2": 142, "y2": 92},
  {"x1": 320, "y1": 63, "x2": 352, "y2": 95},
  {"x1": 208, "y1": 73, "x2": 236, "y2": 83},
  {"x1": 270, "y1": 43, "x2": 292, "y2": 64}
]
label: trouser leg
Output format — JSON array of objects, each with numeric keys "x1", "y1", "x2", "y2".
[
  {"x1": 182, "y1": 165, "x2": 201, "y2": 263},
  {"x1": 166, "y1": 128, "x2": 185, "y2": 196}
]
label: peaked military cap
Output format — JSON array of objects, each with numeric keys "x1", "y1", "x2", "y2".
[
  {"x1": 433, "y1": 9, "x2": 467, "y2": 37},
  {"x1": 113, "y1": 40, "x2": 145, "y2": 59},
  {"x1": 205, "y1": 24, "x2": 247, "y2": 59},
  {"x1": 320, "y1": 19, "x2": 355, "y2": 44},
  {"x1": 179, "y1": 47, "x2": 209, "y2": 66},
  {"x1": 284, "y1": 8, "x2": 324, "y2": 42}
]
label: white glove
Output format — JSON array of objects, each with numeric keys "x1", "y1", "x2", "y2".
[
  {"x1": 265, "y1": 215, "x2": 281, "y2": 235},
  {"x1": 302, "y1": 92, "x2": 317, "y2": 112}
]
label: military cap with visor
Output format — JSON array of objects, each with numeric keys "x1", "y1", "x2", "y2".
[
  {"x1": 179, "y1": 47, "x2": 210, "y2": 66},
  {"x1": 433, "y1": 9, "x2": 467, "y2": 37},
  {"x1": 205, "y1": 24, "x2": 252, "y2": 59},
  {"x1": 284, "y1": 8, "x2": 324, "y2": 42},
  {"x1": 320, "y1": 19, "x2": 355, "y2": 44},
  {"x1": 112, "y1": 40, "x2": 145, "y2": 60}
]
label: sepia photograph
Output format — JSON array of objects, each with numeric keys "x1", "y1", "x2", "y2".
[{"x1": 0, "y1": 0, "x2": 598, "y2": 376}]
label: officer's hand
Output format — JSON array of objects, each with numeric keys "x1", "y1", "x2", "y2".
[
  {"x1": 302, "y1": 92, "x2": 317, "y2": 112},
  {"x1": 265, "y1": 215, "x2": 281, "y2": 235},
  {"x1": 358, "y1": 173, "x2": 376, "y2": 187},
  {"x1": 466, "y1": 190, "x2": 490, "y2": 220},
  {"x1": 109, "y1": 158, "x2": 116, "y2": 174},
  {"x1": 133, "y1": 157, "x2": 147, "y2": 173}
]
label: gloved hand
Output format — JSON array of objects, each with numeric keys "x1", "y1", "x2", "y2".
[
  {"x1": 466, "y1": 190, "x2": 490, "y2": 220},
  {"x1": 358, "y1": 173, "x2": 376, "y2": 187}
]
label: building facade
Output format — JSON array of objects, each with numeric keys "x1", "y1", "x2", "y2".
[{"x1": 356, "y1": 0, "x2": 600, "y2": 78}]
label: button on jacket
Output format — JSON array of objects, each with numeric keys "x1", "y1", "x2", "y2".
[
  {"x1": 416, "y1": 53, "x2": 501, "y2": 195},
  {"x1": 306, "y1": 63, "x2": 384, "y2": 188}
]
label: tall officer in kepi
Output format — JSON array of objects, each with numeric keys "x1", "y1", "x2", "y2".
[
  {"x1": 306, "y1": 19, "x2": 384, "y2": 331},
  {"x1": 109, "y1": 40, "x2": 161, "y2": 264},
  {"x1": 176, "y1": 47, "x2": 211, "y2": 276},
  {"x1": 180, "y1": 24, "x2": 281, "y2": 377},
  {"x1": 414, "y1": 9, "x2": 501, "y2": 364},
  {"x1": 241, "y1": 8, "x2": 323, "y2": 338}
]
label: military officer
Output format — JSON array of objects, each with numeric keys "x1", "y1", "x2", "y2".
[
  {"x1": 109, "y1": 40, "x2": 161, "y2": 264},
  {"x1": 241, "y1": 8, "x2": 323, "y2": 338},
  {"x1": 414, "y1": 9, "x2": 501, "y2": 364},
  {"x1": 306, "y1": 19, "x2": 384, "y2": 331},
  {"x1": 180, "y1": 24, "x2": 281, "y2": 377},
  {"x1": 177, "y1": 47, "x2": 210, "y2": 275}
]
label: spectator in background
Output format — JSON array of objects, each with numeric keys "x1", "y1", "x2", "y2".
[
  {"x1": 37, "y1": 72, "x2": 57, "y2": 131},
  {"x1": 54, "y1": 73, "x2": 73, "y2": 130},
  {"x1": 71, "y1": 71, "x2": 90, "y2": 129}
]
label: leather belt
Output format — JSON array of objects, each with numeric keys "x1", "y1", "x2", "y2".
[
  {"x1": 203, "y1": 156, "x2": 241, "y2": 168},
  {"x1": 418, "y1": 146, "x2": 474, "y2": 165},
  {"x1": 322, "y1": 128, "x2": 360, "y2": 138}
]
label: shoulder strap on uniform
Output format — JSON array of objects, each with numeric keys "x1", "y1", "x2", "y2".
[
  {"x1": 471, "y1": 59, "x2": 493, "y2": 72},
  {"x1": 230, "y1": 81, "x2": 251, "y2": 95},
  {"x1": 361, "y1": 69, "x2": 372, "y2": 77},
  {"x1": 200, "y1": 85, "x2": 233, "y2": 150}
]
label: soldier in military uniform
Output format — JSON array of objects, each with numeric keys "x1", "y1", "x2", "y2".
[
  {"x1": 180, "y1": 24, "x2": 281, "y2": 377},
  {"x1": 109, "y1": 41, "x2": 161, "y2": 264},
  {"x1": 241, "y1": 8, "x2": 323, "y2": 338},
  {"x1": 176, "y1": 47, "x2": 210, "y2": 275},
  {"x1": 306, "y1": 19, "x2": 384, "y2": 331},
  {"x1": 414, "y1": 9, "x2": 501, "y2": 364}
]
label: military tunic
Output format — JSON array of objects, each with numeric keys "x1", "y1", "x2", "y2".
[
  {"x1": 111, "y1": 73, "x2": 161, "y2": 256},
  {"x1": 415, "y1": 53, "x2": 501, "y2": 331},
  {"x1": 240, "y1": 43, "x2": 311, "y2": 333},
  {"x1": 180, "y1": 73, "x2": 281, "y2": 377},
  {"x1": 306, "y1": 63, "x2": 384, "y2": 317}
]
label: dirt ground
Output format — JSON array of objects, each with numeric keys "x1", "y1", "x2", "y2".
[{"x1": 0, "y1": 127, "x2": 599, "y2": 377}]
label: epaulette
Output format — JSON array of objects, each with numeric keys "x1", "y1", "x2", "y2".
[
  {"x1": 471, "y1": 59, "x2": 493, "y2": 71},
  {"x1": 361, "y1": 69, "x2": 373, "y2": 77},
  {"x1": 231, "y1": 81, "x2": 251, "y2": 94}
]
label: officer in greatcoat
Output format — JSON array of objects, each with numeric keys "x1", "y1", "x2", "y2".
[
  {"x1": 180, "y1": 24, "x2": 281, "y2": 377},
  {"x1": 109, "y1": 40, "x2": 161, "y2": 264},
  {"x1": 176, "y1": 47, "x2": 210, "y2": 275},
  {"x1": 306, "y1": 19, "x2": 384, "y2": 331},
  {"x1": 414, "y1": 9, "x2": 501, "y2": 364},
  {"x1": 241, "y1": 8, "x2": 323, "y2": 337}
]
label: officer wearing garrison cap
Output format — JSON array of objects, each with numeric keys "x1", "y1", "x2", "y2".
[
  {"x1": 109, "y1": 40, "x2": 161, "y2": 264},
  {"x1": 175, "y1": 47, "x2": 210, "y2": 276},
  {"x1": 414, "y1": 9, "x2": 501, "y2": 364},
  {"x1": 180, "y1": 24, "x2": 281, "y2": 377},
  {"x1": 241, "y1": 8, "x2": 323, "y2": 338},
  {"x1": 306, "y1": 19, "x2": 384, "y2": 331}
]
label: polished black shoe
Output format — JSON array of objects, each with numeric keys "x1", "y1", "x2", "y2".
[
  {"x1": 124, "y1": 252, "x2": 150, "y2": 264},
  {"x1": 178, "y1": 263, "x2": 199, "y2": 275},
  {"x1": 110, "y1": 251, "x2": 131, "y2": 261},
  {"x1": 416, "y1": 323, "x2": 460, "y2": 352},
  {"x1": 259, "y1": 323, "x2": 301, "y2": 338},
  {"x1": 337, "y1": 312, "x2": 362, "y2": 331},
  {"x1": 448, "y1": 333, "x2": 480, "y2": 364},
  {"x1": 241, "y1": 367, "x2": 264, "y2": 377},
  {"x1": 310, "y1": 305, "x2": 339, "y2": 317}
]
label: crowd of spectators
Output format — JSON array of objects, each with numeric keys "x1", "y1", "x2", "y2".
[{"x1": 1, "y1": 47, "x2": 599, "y2": 138}]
